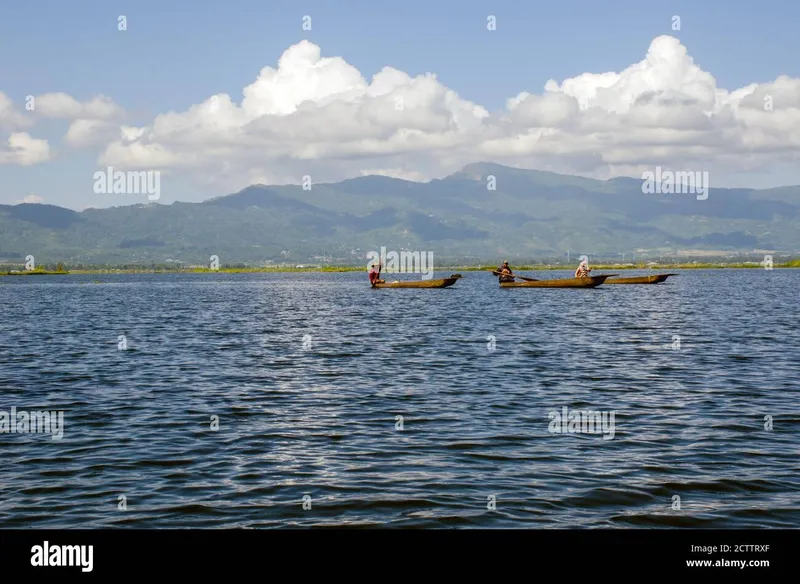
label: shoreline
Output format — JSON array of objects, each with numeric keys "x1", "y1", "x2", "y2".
[{"x1": 2, "y1": 261, "x2": 798, "y2": 276}]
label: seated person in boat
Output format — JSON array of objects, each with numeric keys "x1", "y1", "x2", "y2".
[
  {"x1": 368, "y1": 262, "x2": 385, "y2": 287},
  {"x1": 497, "y1": 261, "x2": 515, "y2": 282},
  {"x1": 574, "y1": 260, "x2": 592, "y2": 278}
]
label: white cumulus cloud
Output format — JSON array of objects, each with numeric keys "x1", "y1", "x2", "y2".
[
  {"x1": 31, "y1": 93, "x2": 127, "y2": 151},
  {"x1": 0, "y1": 133, "x2": 51, "y2": 166},
  {"x1": 34, "y1": 93, "x2": 124, "y2": 120},
  {"x1": 16, "y1": 193, "x2": 44, "y2": 204},
  {"x1": 1, "y1": 92, "x2": 126, "y2": 161},
  {"x1": 65, "y1": 118, "x2": 126, "y2": 148},
  {"x1": 0, "y1": 91, "x2": 35, "y2": 132},
  {"x1": 65, "y1": 35, "x2": 800, "y2": 189}
]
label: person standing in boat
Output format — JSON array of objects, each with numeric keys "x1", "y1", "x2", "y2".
[
  {"x1": 368, "y1": 262, "x2": 385, "y2": 287},
  {"x1": 497, "y1": 261, "x2": 516, "y2": 283},
  {"x1": 574, "y1": 259, "x2": 592, "y2": 278}
]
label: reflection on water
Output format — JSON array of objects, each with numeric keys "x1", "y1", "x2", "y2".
[{"x1": 0, "y1": 270, "x2": 798, "y2": 527}]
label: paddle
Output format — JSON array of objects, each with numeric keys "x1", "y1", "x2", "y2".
[{"x1": 490, "y1": 270, "x2": 539, "y2": 282}]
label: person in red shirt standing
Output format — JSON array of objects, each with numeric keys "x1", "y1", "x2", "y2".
[{"x1": 369, "y1": 262, "x2": 385, "y2": 287}]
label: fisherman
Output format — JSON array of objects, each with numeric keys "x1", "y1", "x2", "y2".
[
  {"x1": 496, "y1": 260, "x2": 516, "y2": 283},
  {"x1": 574, "y1": 259, "x2": 592, "y2": 278},
  {"x1": 368, "y1": 261, "x2": 385, "y2": 287}
]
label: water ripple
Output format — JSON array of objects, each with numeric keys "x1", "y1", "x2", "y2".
[{"x1": 0, "y1": 269, "x2": 798, "y2": 527}]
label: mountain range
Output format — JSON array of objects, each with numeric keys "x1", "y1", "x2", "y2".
[{"x1": 1, "y1": 162, "x2": 798, "y2": 265}]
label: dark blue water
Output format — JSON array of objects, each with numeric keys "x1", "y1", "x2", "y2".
[{"x1": 1, "y1": 269, "x2": 798, "y2": 528}]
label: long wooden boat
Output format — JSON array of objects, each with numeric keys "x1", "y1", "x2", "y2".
[
  {"x1": 372, "y1": 274, "x2": 462, "y2": 289},
  {"x1": 604, "y1": 273, "x2": 678, "y2": 284},
  {"x1": 499, "y1": 274, "x2": 616, "y2": 288}
]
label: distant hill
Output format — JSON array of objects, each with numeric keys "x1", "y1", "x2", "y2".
[{"x1": 1, "y1": 163, "x2": 798, "y2": 265}]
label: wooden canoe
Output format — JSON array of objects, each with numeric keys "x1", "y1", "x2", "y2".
[
  {"x1": 604, "y1": 273, "x2": 678, "y2": 284},
  {"x1": 499, "y1": 274, "x2": 616, "y2": 288},
  {"x1": 372, "y1": 274, "x2": 462, "y2": 288}
]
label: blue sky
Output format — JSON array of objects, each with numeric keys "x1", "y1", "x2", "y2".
[{"x1": 1, "y1": 0, "x2": 799, "y2": 209}]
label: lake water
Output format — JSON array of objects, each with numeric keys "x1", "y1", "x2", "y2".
[{"x1": 0, "y1": 269, "x2": 798, "y2": 528}]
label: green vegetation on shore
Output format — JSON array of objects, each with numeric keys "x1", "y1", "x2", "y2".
[
  {"x1": 2, "y1": 259, "x2": 799, "y2": 275},
  {"x1": 462, "y1": 260, "x2": 800, "y2": 270},
  {"x1": 2, "y1": 268, "x2": 70, "y2": 276}
]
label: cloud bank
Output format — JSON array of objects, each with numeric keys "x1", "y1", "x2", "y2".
[{"x1": 3, "y1": 36, "x2": 799, "y2": 190}]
